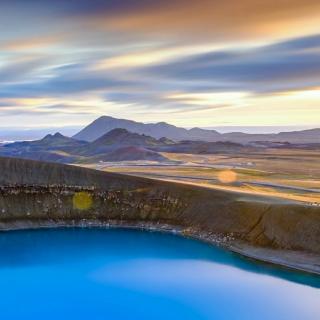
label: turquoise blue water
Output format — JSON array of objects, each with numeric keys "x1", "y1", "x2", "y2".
[{"x1": 0, "y1": 228, "x2": 319, "y2": 320}]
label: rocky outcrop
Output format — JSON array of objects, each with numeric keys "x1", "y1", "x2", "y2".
[{"x1": 0, "y1": 157, "x2": 319, "y2": 272}]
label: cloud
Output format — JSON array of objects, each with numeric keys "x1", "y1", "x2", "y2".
[
  {"x1": 141, "y1": 34, "x2": 320, "y2": 94},
  {"x1": 0, "y1": 57, "x2": 50, "y2": 83},
  {"x1": 4, "y1": 0, "x2": 318, "y2": 48},
  {"x1": 92, "y1": 0, "x2": 320, "y2": 43},
  {"x1": 0, "y1": 68, "x2": 134, "y2": 98},
  {"x1": 0, "y1": 0, "x2": 162, "y2": 15},
  {"x1": 1, "y1": 33, "x2": 319, "y2": 119},
  {"x1": 1, "y1": 35, "x2": 63, "y2": 52},
  {"x1": 268, "y1": 34, "x2": 320, "y2": 52},
  {"x1": 0, "y1": 1, "x2": 320, "y2": 127}
]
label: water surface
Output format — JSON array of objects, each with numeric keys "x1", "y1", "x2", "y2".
[{"x1": 0, "y1": 228, "x2": 319, "y2": 319}]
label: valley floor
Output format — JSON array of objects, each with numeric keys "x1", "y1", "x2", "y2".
[{"x1": 79, "y1": 148, "x2": 320, "y2": 205}]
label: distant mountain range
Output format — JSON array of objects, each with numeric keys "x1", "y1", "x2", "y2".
[
  {"x1": 0, "y1": 116, "x2": 319, "y2": 164},
  {"x1": 73, "y1": 116, "x2": 320, "y2": 144},
  {"x1": 0, "y1": 129, "x2": 172, "y2": 163},
  {"x1": 0, "y1": 128, "x2": 255, "y2": 164}
]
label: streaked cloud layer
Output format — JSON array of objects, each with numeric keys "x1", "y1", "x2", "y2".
[{"x1": 0, "y1": 0, "x2": 320, "y2": 127}]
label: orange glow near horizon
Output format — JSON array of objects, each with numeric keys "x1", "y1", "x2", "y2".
[{"x1": 0, "y1": 0, "x2": 319, "y2": 128}]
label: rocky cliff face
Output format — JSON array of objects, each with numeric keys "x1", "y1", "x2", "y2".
[{"x1": 0, "y1": 156, "x2": 319, "y2": 257}]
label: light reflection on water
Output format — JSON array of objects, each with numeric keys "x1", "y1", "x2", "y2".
[{"x1": 0, "y1": 228, "x2": 319, "y2": 319}]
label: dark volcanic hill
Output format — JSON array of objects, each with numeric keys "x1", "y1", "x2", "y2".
[
  {"x1": 73, "y1": 116, "x2": 320, "y2": 144},
  {"x1": 92, "y1": 128, "x2": 167, "y2": 148},
  {"x1": 79, "y1": 128, "x2": 173, "y2": 156}
]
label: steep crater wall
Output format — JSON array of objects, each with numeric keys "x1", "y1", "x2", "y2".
[{"x1": 0, "y1": 157, "x2": 319, "y2": 256}]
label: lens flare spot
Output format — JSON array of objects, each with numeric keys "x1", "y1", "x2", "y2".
[
  {"x1": 73, "y1": 192, "x2": 93, "y2": 210},
  {"x1": 218, "y1": 170, "x2": 237, "y2": 184}
]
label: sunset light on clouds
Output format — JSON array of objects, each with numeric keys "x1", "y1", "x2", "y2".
[{"x1": 1, "y1": 0, "x2": 320, "y2": 128}]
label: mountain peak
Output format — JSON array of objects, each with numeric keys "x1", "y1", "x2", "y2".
[
  {"x1": 96, "y1": 115, "x2": 116, "y2": 122},
  {"x1": 189, "y1": 127, "x2": 220, "y2": 134},
  {"x1": 108, "y1": 128, "x2": 129, "y2": 134},
  {"x1": 156, "y1": 121, "x2": 170, "y2": 126},
  {"x1": 93, "y1": 128, "x2": 130, "y2": 142},
  {"x1": 53, "y1": 132, "x2": 65, "y2": 138},
  {"x1": 92, "y1": 128, "x2": 158, "y2": 146},
  {"x1": 42, "y1": 132, "x2": 67, "y2": 141}
]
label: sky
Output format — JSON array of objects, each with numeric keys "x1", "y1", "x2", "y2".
[{"x1": 1, "y1": 0, "x2": 320, "y2": 129}]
